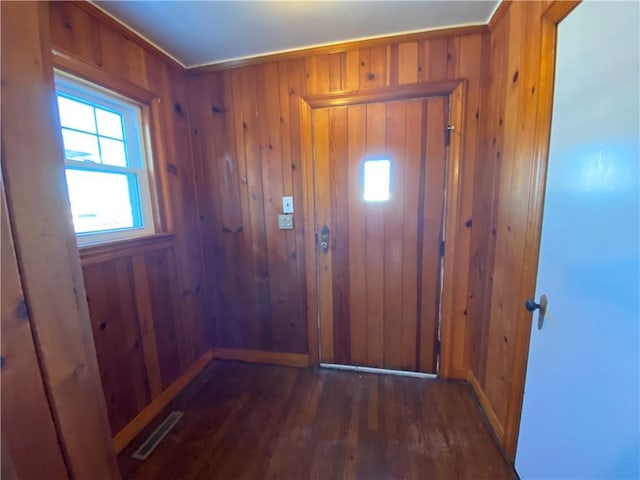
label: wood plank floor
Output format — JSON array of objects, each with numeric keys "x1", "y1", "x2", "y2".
[{"x1": 119, "y1": 361, "x2": 516, "y2": 479}]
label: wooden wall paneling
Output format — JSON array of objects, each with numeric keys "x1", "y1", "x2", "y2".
[
  {"x1": 287, "y1": 59, "x2": 311, "y2": 354},
  {"x1": 188, "y1": 26, "x2": 488, "y2": 74},
  {"x1": 305, "y1": 54, "x2": 331, "y2": 95},
  {"x1": 161, "y1": 65, "x2": 208, "y2": 369},
  {"x1": 400, "y1": 100, "x2": 424, "y2": 371},
  {"x1": 438, "y1": 81, "x2": 466, "y2": 379},
  {"x1": 328, "y1": 106, "x2": 350, "y2": 363},
  {"x1": 447, "y1": 34, "x2": 485, "y2": 378},
  {"x1": 1, "y1": 179, "x2": 69, "y2": 480},
  {"x1": 192, "y1": 70, "x2": 246, "y2": 349},
  {"x1": 483, "y1": 0, "x2": 528, "y2": 431},
  {"x1": 131, "y1": 254, "x2": 163, "y2": 398},
  {"x1": 419, "y1": 98, "x2": 448, "y2": 373},
  {"x1": 359, "y1": 47, "x2": 387, "y2": 89},
  {"x1": 387, "y1": 44, "x2": 399, "y2": 86},
  {"x1": 144, "y1": 248, "x2": 182, "y2": 388},
  {"x1": 364, "y1": 102, "x2": 387, "y2": 368},
  {"x1": 278, "y1": 60, "x2": 308, "y2": 354},
  {"x1": 314, "y1": 108, "x2": 334, "y2": 362},
  {"x1": 462, "y1": 0, "x2": 580, "y2": 460},
  {"x1": 84, "y1": 259, "x2": 149, "y2": 434},
  {"x1": 190, "y1": 31, "x2": 486, "y2": 367},
  {"x1": 233, "y1": 66, "x2": 273, "y2": 349},
  {"x1": 382, "y1": 100, "x2": 407, "y2": 369},
  {"x1": 329, "y1": 52, "x2": 344, "y2": 92},
  {"x1": 345, "y1": 50, "x2": 360, "y2": 91},
  {"x1": 213, "y1": 69, "x2": 248, "y2": 348},
  {"x1": 226, "y1": 67, "x2": 260, "y2": 349},
  {"x1": 467, "y1": 13, "x2": 510, "y2": 388},
  {"x1": 185, "y1": 73, "x2": 220, "y2": 346},
  {"x1": 300, "y1": 98, "x2": 319, "y2": 363},
  {"x1": 420, "y1": 37, "x2": 449, "y2": 82},
  {"x1": 1, "y1": 2, "x2": 119, "y2": 477},
  {"x1": 397, "y1": 42, "x2": 419, "y2": 85},
  {"x1": 257, "y1": 63, "x2": 300, "y2": 353},
  {"x1": 346, "y1": 104, "x2": 368, "y2": 366}
]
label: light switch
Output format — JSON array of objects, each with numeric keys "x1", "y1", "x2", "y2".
[
  {"x1": 278, "y1": 214, "x2": 293, "y2": 230},
  {"x1": 282, "y1": 196, "x2": 294, "y2": 214}
]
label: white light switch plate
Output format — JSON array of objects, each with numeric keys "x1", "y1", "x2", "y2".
[
  {"x1": 278, "y1": 214, "x2": 293, "y2": 230},
  {"x1": 282, "y1": 196, "x2": 294, "y2": 214}
]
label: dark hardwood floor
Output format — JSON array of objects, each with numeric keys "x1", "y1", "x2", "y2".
[{"x1": 119, "y1": 361, "x2": 516, "y2": 479}]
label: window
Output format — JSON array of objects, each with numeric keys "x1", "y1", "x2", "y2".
[
  {"x1": 363, "y1": 159, "x2": 391, "y2": 202},
  {"x1": 55, "y1": 73, "x2": 154, "y2": 245}
]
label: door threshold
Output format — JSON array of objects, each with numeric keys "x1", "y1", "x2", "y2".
[{"x1": 320, "y1": 363, "x2": 437, "y2": 379}]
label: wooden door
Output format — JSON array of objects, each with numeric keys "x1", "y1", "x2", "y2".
[{"x1": 313, "y1": 96, "x2": 448, "y2": 374}]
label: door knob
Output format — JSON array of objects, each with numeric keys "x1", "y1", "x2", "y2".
[
  {"x1": 319, "y1": 225, "x2": 330, "y2": 253},
  {"x1": 525, "y1": 294, "x2": 548, "y2": 330}
]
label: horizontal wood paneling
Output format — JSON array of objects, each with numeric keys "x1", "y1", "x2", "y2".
[
  {"x1": 188, "y1": 30, "x2": 487, "y2": 365},
  {"x1": 48, "y1": 1, "x2": 208, "y2": 442}
]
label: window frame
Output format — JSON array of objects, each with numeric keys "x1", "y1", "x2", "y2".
[{"x1": 55, "y1": 71, "x2": 156, "y2": 246}]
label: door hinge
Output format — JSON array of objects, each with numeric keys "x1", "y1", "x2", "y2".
[
  {"x1": 439, "y1": 240, "x2": 445, "y2": 257},
  {"x1": 445, "y1": 125, "x2": 454, "y2": 146},
  {"x1": 435, "y1": 339, "x2": 442, "y2": 357}
]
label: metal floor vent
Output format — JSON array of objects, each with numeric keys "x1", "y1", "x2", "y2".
[{"x1": 131, "y1": 411, "x2": 184, "y2": 461}]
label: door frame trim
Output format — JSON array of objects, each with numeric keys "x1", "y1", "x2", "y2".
[{"x1": 299, "y1": 80, "x2": 467, "y2": 371}]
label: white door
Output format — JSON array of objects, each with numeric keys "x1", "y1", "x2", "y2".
[{"x1": 516, "y1": 2, "x2": 639, "y2": 479}]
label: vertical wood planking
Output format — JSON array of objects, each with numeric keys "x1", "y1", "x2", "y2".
[
  {"x1": 446, "y1": 34, "x2": 484, "y2": 375},
  {"x1": 144, "y1": 249, "x2": 181, "y2": 389},
  {"x1": 364, "y1": 102, "x2": 386, "y2": 367},
  {"x1": 314, "y1": 108, "x2": 333, "y2": 362},
  {"x1": 232, "y1": 66, "x2": 273, "y2": 349},
  {"x1": 382, "y1": 101, "x2": 407, "y2": 368},
  {"x1": 483, "y1": 2, "x2": 527, "y2": 424},
  {"x1": 287, "y1": 59, "x2": 310, "y2": 354},
  {"x1": 257, "y1": 63, "x2": 292, "y2": 352},
  {"x1": 420, "y1": 97, "x2": 447, "y2": 373},
  {"x1": 398, "y1": 42, "x2": 419, "y2": 85},
  {"x1": 359, "y1": 47, "x2": 387, "y2": 89},
  {"x1": 347, "y1": 104, "x2": 368, "y2": 366},
  {"x1": 187, "y1": 28, "x2": 488, "y2": 380},
  {"x1": 85, "y1": 261, "x2": 148, "y2": 434},
  {"x1": 400, "y1": 100, "x2": 423, "y2": 371},
  {"x1": 328, "y1": 106, "x2": 350, "y2": 363},
  {"x1": 421, "y1": 38, "x2": 449, "y2": 82},
  {"x1": 132, "y1": 254, "x2": 163, "y2": 398},
  {"x1": 278, "y1": 60, "x2": 307, "y2": 354}
]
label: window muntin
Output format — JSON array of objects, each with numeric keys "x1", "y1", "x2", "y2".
[
  {"x1": 55, "y1": 73, "x2": 154, "y2": 245},
  {"x1": 363, "y1": 159, "x2": 391, "y2": 202}
]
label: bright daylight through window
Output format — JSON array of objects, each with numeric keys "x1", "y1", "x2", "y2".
[
  {"x1": 55, "y1": 73, "x2": 154, "y2": 245},
  {"x1": 363, "y1": 159, "x2": 391, "y2": 202}
]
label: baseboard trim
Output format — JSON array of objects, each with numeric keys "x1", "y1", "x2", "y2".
[
  {"x1": 112, "y1": 349, "x2": 214, "y2": 454},
  {"x1": 212, "y1": 348, "x2": 310, "y2": 367},
  {"x1": 466, "y1": 369, "x2": 505, "y2": 441}
]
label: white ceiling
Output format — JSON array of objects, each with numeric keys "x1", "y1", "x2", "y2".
[{"x1": 93, "y1": 1, "x2": 499, "y2": 68}]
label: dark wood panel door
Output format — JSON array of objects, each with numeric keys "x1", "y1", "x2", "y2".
[{"x1": 313, "y1": 96, "x2": 448, "y2": 373}]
